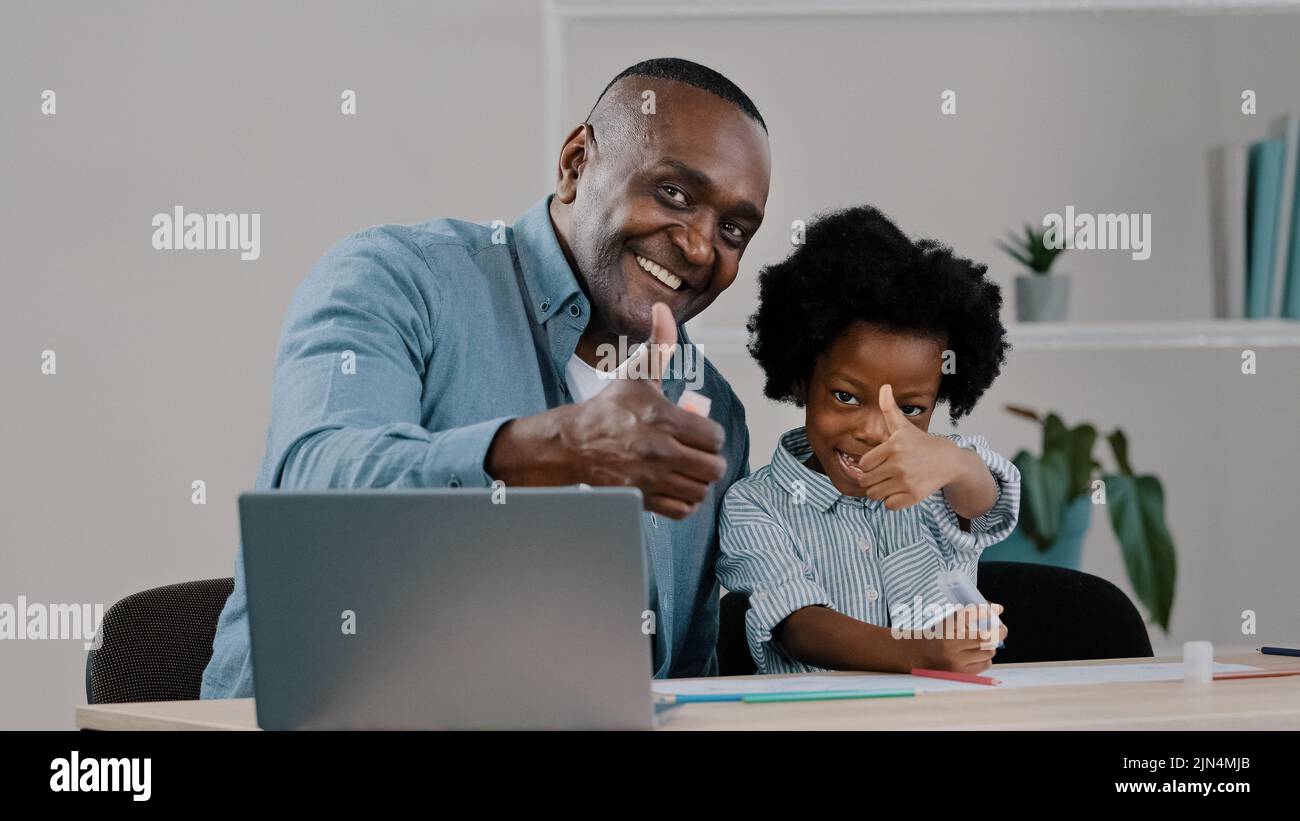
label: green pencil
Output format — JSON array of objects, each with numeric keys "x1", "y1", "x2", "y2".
[{"x1": 742, "y1": 688, "x2": 915, "y2": 703}]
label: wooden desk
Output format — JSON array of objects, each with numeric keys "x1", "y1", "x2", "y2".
[{"x1": 76, "y1": 653, "x2": 1300, "y2": 731}]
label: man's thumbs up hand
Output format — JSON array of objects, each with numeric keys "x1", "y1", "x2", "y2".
[
  {"x1": 535, "y1": 300, "x2": 725, "y2": 521},
  {"x1": 627, "y1": 302, "x2": 677, "y2": 386}
]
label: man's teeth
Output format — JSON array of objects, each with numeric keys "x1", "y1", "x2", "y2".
[
  {"x1": 837, "y1": 449, "x2": 864, "y2": 474},
  {"x1": 635, "y1": 255, "x2": 683, "y2": 291}
]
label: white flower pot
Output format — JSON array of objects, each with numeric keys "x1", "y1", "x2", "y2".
[{"x1": 1015, "y1": 274, "x2": 1070, "y2": 322}]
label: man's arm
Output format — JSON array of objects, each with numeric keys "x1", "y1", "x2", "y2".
[
  {"x1": 269, "y1": 231, "x2": 727, "y2": 519},
  {"x1": 268, "y1": 227, "x2": 511, "y2": 491}
]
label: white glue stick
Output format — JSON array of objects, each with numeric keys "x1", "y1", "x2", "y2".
[{"x1": 1183, "y1": 641, "x2": 1214, "y2": 685}]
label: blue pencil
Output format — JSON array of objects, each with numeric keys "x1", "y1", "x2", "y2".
[
  {"x1": 654, "y1": 692, "x2": 748, "y2": 704},
  {"x1": 1260, "y1": 646, "x2": 1300, "y2": 658}
]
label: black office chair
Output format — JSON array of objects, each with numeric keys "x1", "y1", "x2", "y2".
[
  {"x1": 85, "y1": 577, "x2": 234, "y2": 704},
  {"x1": 715, "y1": 561, "x2": 1152, "y2": 676},
  {"x1": 977, "y1": 561, "x2": 1153, "y2": 664}
]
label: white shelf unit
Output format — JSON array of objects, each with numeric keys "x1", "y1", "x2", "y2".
[
  {"x1": 551, "y1": 0, "x2": 1300, "y2": 17},
  {"x1": 685, "y1": 319, "x2": 1300, "y2": 354},
  {"x1": 1007, "y1": 320, "x2": 1300, "y2": 351}
]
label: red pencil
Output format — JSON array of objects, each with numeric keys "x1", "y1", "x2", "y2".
[
  {"x1": 1212, "y1": 669, "x2": 1300, "y2": 681},
  {"x1": 911, "y1": 668, "x2": 1001, "y2": 686}
]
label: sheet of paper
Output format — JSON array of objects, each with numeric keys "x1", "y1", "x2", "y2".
[{"x1": 651, "y1": 662, "x2": 1261, "y2": 697}]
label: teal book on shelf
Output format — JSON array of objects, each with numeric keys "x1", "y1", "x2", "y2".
[
  {"x1": 1246, "y1": 138, "x2": 1285, "y2": 318},
  {"x1": 1269, "y1": 115, "x2": 1300, "y2": 317},
  {"x1": 1287, "y1": 189, "x2": 1300, "y2": 317},
  {"x1": 1285, "y1": 132, "x2": 1300, "y2": 318}
]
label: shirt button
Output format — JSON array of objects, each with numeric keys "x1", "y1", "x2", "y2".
[
  {"x1": 857, "y1": 535, "x2": 872, "y2": 553},
  {"x1": 865, "y1": 587, "x2": 880, "y2": 602},
  {"x1": 540, "y1": 300, "x2": 551, "y2": 313},
  {"x1": 568, "y1": 303, "x2": 581, "y2": 317},
  {"x1": 650, "y1": 513, "x2": 658, "y2": 528},
  {"x1": 447, "y1": 474, "x2": 462, "y2": 488}
]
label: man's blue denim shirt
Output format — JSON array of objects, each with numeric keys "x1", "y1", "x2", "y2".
[{"x1": 200, "y1": 196, "x2": 751, "y2": 698}]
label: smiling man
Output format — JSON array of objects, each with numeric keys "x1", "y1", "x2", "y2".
[{"x1": 201, "y1": 58, "x2": 772, "y2": 697}]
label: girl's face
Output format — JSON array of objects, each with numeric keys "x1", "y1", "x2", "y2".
[{"x1": 798, "y1": 321, "x2": 945, "y2": 497}]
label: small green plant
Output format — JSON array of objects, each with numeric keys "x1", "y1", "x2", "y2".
[
  {"x1": 997, "y1": 223, "x2": 1066, "y2": 275},
  {"x1": 1006, "y1": 405, "x2": 1177, "y2": 632}
]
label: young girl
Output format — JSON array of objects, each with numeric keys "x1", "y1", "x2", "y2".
[{"x1": 718, "y1": 205, "x2": 1019, "y2": 675}]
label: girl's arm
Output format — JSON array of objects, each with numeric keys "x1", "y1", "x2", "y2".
[
  {"x1": 941, "y1": 446, "x2": 999, "y2": 523},
  {"x1": 777, "y1": 604, "x2": 1001, "y2": 674},
  {"x1": 776, "y1": 605, "x2": 915, "y2": 672}
]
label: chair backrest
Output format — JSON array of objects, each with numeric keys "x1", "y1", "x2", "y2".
[
  {"x1": 717, "y1": 589, "x2": 759, "y2": 676},
  {"x1": 716, "y1": 562, "x2": 1152, "y2": 676},
  {"x1": 85, "y1": 577, "x2": 235, "y2": 704},
  {"x1": 976, "y1": 561, "x2": 1153, "y2": 663}
]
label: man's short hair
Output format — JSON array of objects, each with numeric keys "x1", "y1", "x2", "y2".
[{"x1": 587, "y1": 57, "x2": 767, "y2": 133}]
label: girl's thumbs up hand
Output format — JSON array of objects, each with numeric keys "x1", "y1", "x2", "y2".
[
  {"x1": 854, "y1": 384, "x2": 967, "y2": 511},
  {"x1": 876, "y1": 383, "x2": 912, "y2": 436}
]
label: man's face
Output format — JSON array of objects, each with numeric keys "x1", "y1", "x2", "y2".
[{"x1": 556, "y1": 79, "x2": 771, "y2": 341}]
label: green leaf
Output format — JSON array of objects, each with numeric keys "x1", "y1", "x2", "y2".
[
  {"x1": 1039, "y1": 450, "x2": 1070, "y2": 545},
  {"x1": 1103, "y1": 473, "x2": 1177, "y2": 631},
  {"x1": 1012, "y1": 451, "x2": 1046, "y2": 548},
  {"x1": 1067, "y1": 424, "x2": 1097, "y2": 498},
  {"x1": 1015, "y1": 449, "x2": 1069, "y2": 549},
  {"x1": 999, "y1": 222, "x2": 1065, "y2": 273},
  {"x1": 997, "y1": 240, "x2": 1034, "y2": 269},
  {"x1": 1043, "y1": 413, "x2": 1068, "y2": 457},
  {"x1": 1109, "y1": 428, "x2": 1133, "y2": 475}
]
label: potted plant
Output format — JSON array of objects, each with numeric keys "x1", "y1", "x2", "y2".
[
  {"x1": 998, "y1": 223, "x2": 1070, "y2": 322},
  {"x1": 981, "y1": 405, "x2": 1178, "y2": 632}
]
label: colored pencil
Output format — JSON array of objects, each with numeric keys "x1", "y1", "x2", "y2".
[
  {"x1": 911, "y1": 667, "x2": 1001, "y2": 686},
  {"x1": 1260, "y1": 646, "x2": 1300, "y2": 658},
  {"x1": 742, "y1": 689, "x2": 915, "y2": 703},
  {"x1": 653, "y1": 693, "x2": 746, "y2": 704},
  {"x1": 656, "y1": 688, "x2": 916, "y2": 704},
  {"x1": 1213, "y1": 669, "x2": 1300, "y2": 681}
]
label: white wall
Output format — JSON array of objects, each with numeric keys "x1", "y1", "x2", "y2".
[
  {"x1": 559, "y1": 6, "x2": 1300, "y2": 654},
  {"x1": 1, "y1": 0, "x2": 546, "y2": 729}
]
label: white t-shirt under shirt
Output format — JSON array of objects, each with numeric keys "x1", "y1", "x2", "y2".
[{"x1": 563, "y1": 343, "x2": 645, "y2": 402}]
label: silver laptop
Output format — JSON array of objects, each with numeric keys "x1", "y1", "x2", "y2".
[{"x1": 239, "y1": 488, "x2": 654, "y2": 730}]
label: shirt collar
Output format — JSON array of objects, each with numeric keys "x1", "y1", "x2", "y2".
[
  {"x1": 769, "y1": 427, "x2": 881, "y2": 514},
  {"x1": 510, "y1": 193, "x2": 696, "y2": 399},
  {"x1": 512, "y1": 194, "x2": 584, "y2": 325}
]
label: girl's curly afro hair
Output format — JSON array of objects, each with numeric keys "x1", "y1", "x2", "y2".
[{"x1": 747, "y1": 205, "x2": 1009, "y2": 423}]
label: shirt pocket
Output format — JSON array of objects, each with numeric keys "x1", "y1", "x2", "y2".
[{"x1": 878, "y1": 532, "x2": 951, "y2": 632}]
